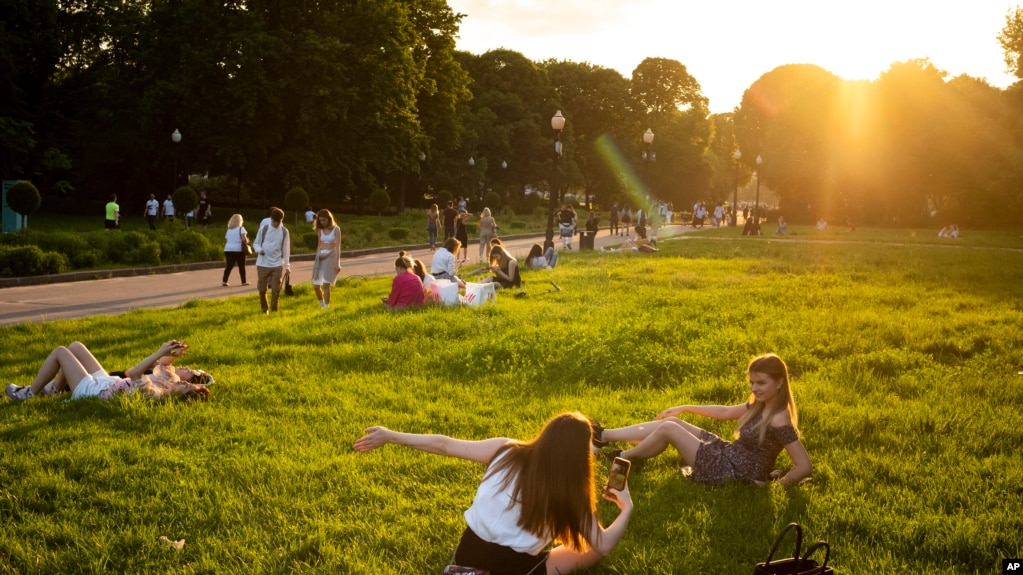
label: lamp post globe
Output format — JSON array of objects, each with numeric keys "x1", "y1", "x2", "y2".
[
  {"x1": 545, "y1": 111, "x2": 565, "y2": 250},
  {"x1": 731, "y1": 149, "x2": 742, "y2": 226}
]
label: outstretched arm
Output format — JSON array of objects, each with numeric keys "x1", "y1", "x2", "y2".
[
  {"x1": 656, "y1": 403, "x2": 747, "y2": 421},
  {"x1": 354, "y1": 426, "x2": 510, "y2": 464},
  {"x1": 125, "y1": 341, "x2": 187, "y2": 380}
]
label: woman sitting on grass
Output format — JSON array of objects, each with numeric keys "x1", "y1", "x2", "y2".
[
  {"x1": 594, "y1": 353, "x2": 811, "y2": 486},
  {"x1": 5, "y1": 340, "x2": 210, "y2": 402},
  {"x1": 354, "y1": 412, "x2": 634, "y2": 575},
  {"x1": 525, "y1": 243, "x2": 558, "y2": 270},
  {"x1": 480, "y1": 245, "x2": 521, "y2": 290},
  {"x1": 430, "y1": 237, "x2": 465, "y2": 288},
  {"x1": 383, "y1": 251, "x2": 425, "y2": 309}
]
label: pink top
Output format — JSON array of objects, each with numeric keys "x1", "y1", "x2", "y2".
[{"x1": 386, "y1": 272, "x2": 425, "y2": 308}]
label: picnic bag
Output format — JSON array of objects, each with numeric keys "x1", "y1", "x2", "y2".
[
  {"x1": 432, "y1": 279, "x2": 460, "y2": 305},
  {"x1": 462, "y1": 282, "x2": 496, "y2": 306},
  {"x1": 754, "y1": 523, "x2": 834, "y2": 575}
]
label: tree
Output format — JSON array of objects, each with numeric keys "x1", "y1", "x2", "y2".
[
  {"x1": 5, "y1": 181, "x2": 41, "y2": 228},
  {"x1": 998, "y1": 7, "x2": 1023, "y2": 79}
]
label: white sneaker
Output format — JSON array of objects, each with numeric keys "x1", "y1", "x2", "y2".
[{"x1": 5, "y1": 383, "x2": 33, "y2": 401}]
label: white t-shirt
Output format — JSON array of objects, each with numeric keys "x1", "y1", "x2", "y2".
[
  {"x1": 463, "y1": 449, "x2": 548, "y2": 555},
  {"x1": 163, "y1": 199, "x2": 175, "y2": 216},
  {"x1": 305, "y1": 210, "x2": 316, "y2": 223},
  {"x1": 146, "y1": 199, "x2": 159, "y2": 216}
]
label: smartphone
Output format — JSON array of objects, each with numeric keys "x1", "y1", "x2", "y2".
[{"x1": 606, "y1": 456, "x2": 631, "y2": 492}]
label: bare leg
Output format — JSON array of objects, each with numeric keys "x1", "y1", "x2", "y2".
[
  {"x1": 546, "y1": 545, "x2": 605, "y2": 574},
  {"x1": 322, "y1": 284, "x2": 332, "y2": 306},
  {"x1": 603, "y1": 417, "x2": 706, "y2": 444},
  {"x1": 68, "y1": 341, "x2": 103, "y2": 374},
  {"x1": 314, "y1": 284, "x2": 324, "y2": 304},
  {"x1": 30, "y1": 347, "x2": 90, "y2": 394},
  {"x1": 619, "y1": 420, "x2": 702, "y2": 465}
]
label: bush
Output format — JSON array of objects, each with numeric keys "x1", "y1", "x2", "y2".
[
  {"x1": 483, "y1": 191, "x2": 502, "y2": 210},
  {"x1": 6, "y1": 181, "x2": 42, "y2": 220},
  {"x1": 461, "y1": 223, "x2": 478, "y2": 235},
  {"x1": 368, "y1": 188, "x2": 391, "y2": 215},
  {"x1": 388, "y1": 228, "x2": 410, "y2": 241},
  {"x1": 0, "y1": 245, "x2": 68, "y2": 277},
  {"x1": 434, "y1": 189, "x2": 453, "y2": 208},
  {"x1": 509, "y1": 221, "x2": 526, "y2": 229},
  {"x1": 173, "y1": 186, "x2": 198, "y2": 216},
  {"x1": 303, "y1": 232, "x2": 319, "y2": 250},
  {"x1": 513, "y1": 193, "x2": 540, "y2": 215}
]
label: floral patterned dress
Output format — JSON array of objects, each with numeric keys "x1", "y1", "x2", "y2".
[{"x1": 691, "y1": 413, "x2": 798, "y2": 484}]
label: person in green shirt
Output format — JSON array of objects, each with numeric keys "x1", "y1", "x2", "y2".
[{"x1": 104, "y1": 194, "x2": 120, "y2": 230}]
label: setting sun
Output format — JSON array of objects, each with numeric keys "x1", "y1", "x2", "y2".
[{"x1": 448, "y1": 0, "x2": 1018, "y2": 112}]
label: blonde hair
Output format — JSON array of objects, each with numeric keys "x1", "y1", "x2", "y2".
[
  {"x1": 736, "y1": 353, "x2": 800, "y2": 444},
  {"x1": 227, "y1": 214, "x2": 243, "y2": 229},
  {"x1": 482, "y1": 207, "x2": 491, "y2": 217}
]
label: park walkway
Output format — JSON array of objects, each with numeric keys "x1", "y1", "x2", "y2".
[{"x1": 0, "y1": 224, "x2": 704, "y2": 326}]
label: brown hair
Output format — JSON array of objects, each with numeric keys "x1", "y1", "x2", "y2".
[
  {"x1": 442, "y1": 237, "x2": 461, "y2": 256},
  {"x1": 485, "y1": 412, "x2": 596, "y2": 551},
  {"x1": 737, "y1": 353, "x2": 800, "y2": 444},
  {"x1": 394, "y1": 250, "x2": 414, "y2": 270},
  {"x1": 314, "y1": 209, "x2": 337, "y2": 230}
]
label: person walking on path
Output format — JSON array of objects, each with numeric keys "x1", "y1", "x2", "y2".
[
  {"x1": 477, "y1": 207, "x2": 497, "y2": 262},
  {"x1": 197, "y1": 191, "x2": 212, "y2": 231},
  {"x1": 311, "y1": 209, "x2": 342, "y2": 309},
  {"x1": 442, "y1": 201, "x2": 459, "y2": 241},
  {"x1": 222, "y1": 214, "x2": 249, "y2": 287},
  {"x1": 144, "y1": 194, "x2": 159, "y2": 230},
  {"x1": 104, "y1": 194, "x2": 120, "y2": 230},
  {"x1": 161, "y1": 194, "x2": 175, "y2": 221},
  {"x1": 253, "y1": 207, "x2": 291, "y2": 314}
]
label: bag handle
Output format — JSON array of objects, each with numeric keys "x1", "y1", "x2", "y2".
[
  {"x1": 799, "y1": 540, "x2": 830, "y2": 572},
  {"x1": 763, "y1": 522, "x2": 803, "y2": 566}
]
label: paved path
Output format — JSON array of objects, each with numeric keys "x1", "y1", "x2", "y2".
[{"x1": 0, "y1": 225, "x2": 702, "y2": 326}]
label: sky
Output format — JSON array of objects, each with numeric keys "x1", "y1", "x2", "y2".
[{"x1": 446, "y1": 0, "x2": 1019, "y2": 113}]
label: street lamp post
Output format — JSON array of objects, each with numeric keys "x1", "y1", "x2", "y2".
[
  {"x1": 467, "y1": 156, "x2": 475, "y2": 204},
  {"x1": 754, "y1": 154, "x2": 763, "y2": 228},
  {"x1": 544, "y1": 111, "x2": 565, "y2": 251},
  {"x1": 171, "y1": 129, "x2": 181, "y2": 191},
  {"x1": 642, "y1": 128, "x2": 655, "y2": 220},
  {"x1": 731, "y1": 149, "x2": 741, "y2": 226}
]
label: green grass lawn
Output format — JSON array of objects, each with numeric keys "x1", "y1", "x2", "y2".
[{"x1": 1, "y1": 234, "x2": 1022, "y2": 574}]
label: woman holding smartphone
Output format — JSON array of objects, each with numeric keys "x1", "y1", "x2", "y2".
[
  {"x1": 354, "y1": 412, "x2": 634, "y2": 575},
  {"x1": 594, "y1": 353, "x2": 812, "y2": 486}
]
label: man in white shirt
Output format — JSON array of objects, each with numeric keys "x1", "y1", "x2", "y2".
[
  {"x1": 161, "y1": 194, "x2": 175, "y2": 220},
  {"x1": 253, "y1": 207, "x2": 292, "y2": 314},
  {"x1": 144, "y1": 194, "x2": 160, "y2": 230}
]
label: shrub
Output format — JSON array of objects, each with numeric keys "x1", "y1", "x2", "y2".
[
  {"x1": 0, "y1": 245, "x2": 68, "y2": 277},
  {"x1": 285, "y1": 187, "x2": 310, "y2": 225},
  {"x1": 513, "y1": 193, "x2": 540, "y2": 215},
  {"x1": 368, "y1": 188, "x2": 391, "y2": 215},
  {"x1": 434, "y1": 189, "x2": 453, "y2": 208},
  {"x1": 509, "y1": 220, "x2": 526, "y2": 229},
  {"x1": 6, "y1": 181, "x2": 42, "y2": 223},
  {"x1": 461, "y1": 223, "x2": 478, "y2": 235},
  {"x1": 173, "y1": 186, "x2": 198, "y2": 216},
  {"x1": 388, "y1": 228, "x2": 410, "y2": 241},
  {"x1": 483, "y1": 191, "x2": 502, "y2": 210},
  {"x1": 72, "y1": 250, "x2": 100, "y2": 269},
  {"x1": 303, "y1": 232, "x2": 319, "y2": 250}
]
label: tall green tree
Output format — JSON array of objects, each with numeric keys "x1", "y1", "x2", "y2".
[{"x1": 998, "y1": 6, "x2": 1023, "y2": 79}]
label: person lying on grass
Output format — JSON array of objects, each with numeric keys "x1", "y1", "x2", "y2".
[
  {"x1": 5, "y1": 340, "x2": 211, "y2": 402},
  {"x1": 354, "y1": 411, "x2": 634, "y2": 575},
  {"x1": 594, "y1": 353, "x2": 812, "y2": 486}
]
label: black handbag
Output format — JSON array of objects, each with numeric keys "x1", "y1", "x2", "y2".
[{"x1": 754, "y1": 523, "x2": 834, "y2": 575}]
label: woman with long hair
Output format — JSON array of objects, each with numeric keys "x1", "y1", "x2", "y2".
[
  {"x1": 427, "y1": 204, "x2": 440, "y2": 251},
  {"x1": 311, "y1": 209, "x2": 342, "y2": 309},
  {"x1": 477, "y1": 207, "x2": 497, "y2": 262},
  {"x1": 430, "y1": 237, "x2": 465, "y2": 287},
  {"x1": 525, "y1": 243, "x2": 558, "y2": 270},
  {"x1": 354, "y1": 412, "x2": 634, "y2": 574},
  {"x1": 595, "y1": 353, "x2": 812, "y2": 486},
  {"x1": 5, "y1": 340, "x2": 210, "y2": 402},
  {"x1": 222, "y1": 213, "x2": 249, "y2": 286},
  {"x1": 481, "y1": 245, "x2": 521, "y2": 289}
]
